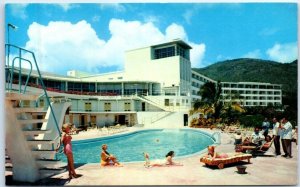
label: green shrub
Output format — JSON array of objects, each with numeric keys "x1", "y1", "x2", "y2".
[{"x1": 239, "y1": 114, "x2": 265, "y2": 128}]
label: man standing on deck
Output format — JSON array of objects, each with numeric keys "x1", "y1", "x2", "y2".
[
  {"x1": 280, "y1": 118, "x2": 293, "y2": 158},
  {"x1": 262, "y1": 118, "x2": 270, "y2": 138},
  {"x1": 272, "y1": 117, "x2": 281, "y2": 156}
]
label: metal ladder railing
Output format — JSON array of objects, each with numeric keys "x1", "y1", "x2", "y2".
[
  {"x1": 211, "y1": 131, "x2": 221, "y2": 145},
  {"x1": 5, "y1": 43, "x2": 62, "y2": 138}
]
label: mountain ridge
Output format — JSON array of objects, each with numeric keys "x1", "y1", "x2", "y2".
[{"x1": 192, "y1": 58, "x2": 297, "y2": 93}]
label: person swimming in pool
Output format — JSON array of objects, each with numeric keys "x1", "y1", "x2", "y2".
[{"x1": 143, "y1": 151, "x2": 183, "y2": 167}]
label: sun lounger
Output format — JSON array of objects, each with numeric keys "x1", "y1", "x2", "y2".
[
  {"x1": 200, "y1": 153, "x2": 252, "y2": 169},
  {"x1": 236, "y1": 136, "x2": 275, "y2": 155}
]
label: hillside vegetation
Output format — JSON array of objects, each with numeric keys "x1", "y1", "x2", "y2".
[{"x1": 193, "y1": 58, "x2": 297, "y2": 94}]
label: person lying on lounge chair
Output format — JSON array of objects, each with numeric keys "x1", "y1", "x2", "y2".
[
  {"x1": 241, "y1": 128, "x2": 264, "y2": 146},
  {"x1": 205, "y1": 146, "x2": 244, "y2": 160},
  {"x1": 259, "y1": 135, "x2": 274, "y2": 151},
  {"x1": 238, "y1": 134, "x2": 274, "y2": 153},
  {"x1": 250, "y1": 127, "x2": 265, "y2": 146},
  {"x1": 143, "y1": 151, "x2": 183, "y2": 167},
  {"x1": 204, "y1": 146, "x2": 229, "y2": 160}
]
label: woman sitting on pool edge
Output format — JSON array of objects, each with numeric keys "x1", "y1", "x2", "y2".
[
  {"x1": 143, "y1": 151, "x2": 183, "y2": 167},
  {"x1": 100, "y1": 144, "x2": 123, "y2": 167}
]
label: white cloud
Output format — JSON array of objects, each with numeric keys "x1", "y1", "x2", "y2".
[
  {"x1": 22, "y1": 19, "x2": 205, "y2": 74},
  {"x1": 242, "y1": 49, "x2": 261, "y2": 59},
  {"x1": 99, "y1": 3, "x2": 126, "y2": 12},
  {"x1": 143, "y1": 15, "x2": 160, "y2": 25},
  {"x1": 183, "y1": 10, "x2": 194, "y2": 25},
  {"x1": 55, "y1": 4, "x2": 79, "y2": 12},
  {"x1": 266, "y1": 42, "x2": 298, "y2": 63},
  {"x1": 10, "y1": 4, "x2": 28, "y2": 20},
  {"x1": 189, "y1": 43, "x2": 206, "y2": 67},
  {"x1": 165, "y1": 23, "x2": 187, "y2": 41}
]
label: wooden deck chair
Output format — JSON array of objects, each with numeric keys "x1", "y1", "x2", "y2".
[
  {"x1": 237, "y1": 136, "x2": 275, "y2": 155},
  {"x1": 253, "y1": 136, "x2": 275, "y2": 155},
  {"x1": 200, "y1": 153, "x2": 252, "y2": 169}
]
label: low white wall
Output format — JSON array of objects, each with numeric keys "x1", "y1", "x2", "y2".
[
  {"x1": 137, "y1": 111, "x2": 188, "y2": 128},
  {"x1": 152, "y1": 111, "x2": 187, "y2": 128},
  {"x1": 136, "y1": 112, "x2": 169, "y2": 125}
]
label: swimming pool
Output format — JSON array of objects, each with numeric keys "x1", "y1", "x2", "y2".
[{"x1": 57, "y1": 129, "x2": 215, "y2": 163}]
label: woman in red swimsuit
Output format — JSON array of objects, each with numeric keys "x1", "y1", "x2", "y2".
[
  {"x1": 204, "y1": 146, "x2": 229, "y2": 160},
  {"x1": 62, "y1": 123, "x2": 78, "y2": 179}
]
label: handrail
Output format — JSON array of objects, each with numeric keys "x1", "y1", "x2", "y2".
[
  {"x1": 211, "y1": 131, "x2": 221, "y2": 145},
  {"x1": 5, "y1": 44, "x2": 61, "y2": 136},
  {"x1": 11, "y1": 57, "x2": 32, "y2": 94},
  {"x1": 138, "y1": 95, "x2": 170, "y2": 111}
]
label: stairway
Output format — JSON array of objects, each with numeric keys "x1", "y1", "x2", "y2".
[
  {"x1": 151, "y1": 112, "x2": 174, "y2": 123},
  {"x1": 5, "y1": 92, "x2": 67, "y2": 182},
  {"x1": 137, "y1": 95, "x2": 171, "y2": 111}
]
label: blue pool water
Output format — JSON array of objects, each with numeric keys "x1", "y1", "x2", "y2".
[{"x1": 57, "y1": 129, "x2": 214, "y2": 163}]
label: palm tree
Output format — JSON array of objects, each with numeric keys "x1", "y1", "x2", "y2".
[{"x1": 193, "y1": 81, "x2": 223, "y2": 119}]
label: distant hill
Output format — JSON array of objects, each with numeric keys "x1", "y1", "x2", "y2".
[{"x1": 193, "y1": 58, "x2": 297, "y2": 94}]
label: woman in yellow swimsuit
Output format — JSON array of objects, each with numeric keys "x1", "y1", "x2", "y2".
[{"x1": 100, "y1": 144, "x2": 122, "y2": 167}]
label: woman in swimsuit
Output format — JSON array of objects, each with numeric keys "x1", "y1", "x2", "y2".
[
  {"x1": 205, "y1": 146, "x2": 229, "y2": 160},
  {"x1": 143, "y1": 151, "x2": 183, "y2": 167},
  {"x1": 100, "y1": 144, "x2": 122, "y2": 166},
  {"x1": 62, "y1": 123, "x2": 78, "y2": 179}
]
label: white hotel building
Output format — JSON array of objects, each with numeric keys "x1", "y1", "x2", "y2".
[{"x1": 10, "y1": 39, "x2": 282, "y2": 128}]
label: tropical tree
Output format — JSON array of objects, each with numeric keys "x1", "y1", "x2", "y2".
[{"x1": 193, "y1": 81, "x2": 223, "y2": 119}]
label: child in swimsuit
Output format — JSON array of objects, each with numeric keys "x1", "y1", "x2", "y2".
[{"x1": 62, "y1": 123, "x2": 78, "y2": 179}]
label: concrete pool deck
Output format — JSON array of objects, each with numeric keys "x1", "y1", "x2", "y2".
[{"x1": 5, "y1": 128, "x2": 299, "y2": 186}]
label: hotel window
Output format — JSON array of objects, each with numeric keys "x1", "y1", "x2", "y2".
[
  {"x1": 124, "y1": 102, "x2": 131, "y2": 111},
  {"x1": 104, "y1": 102, "x2": 111, "y2": 112},
  {"x1": 85, "y1": 102, "x2": 92, "y2": 112},
  {"x1": 23, "y1": 100, "x2": 30, "y2": 107},
  {"x1": 165, "y1": 99, "x2": 170, "y2": 106},
  {"x1": 91, "y1": 115, "x2": 96, "y2": 125},
  {"x1": 154, "y1": 46, "x2": 175, "y2": 59},
  {"x1": 39, "y1": 99, "x2": 44, "y2": 107}
]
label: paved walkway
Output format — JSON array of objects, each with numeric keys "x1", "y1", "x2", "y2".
[{"x1": 5, "y1": 128, "x2": 299, "y2": 186}]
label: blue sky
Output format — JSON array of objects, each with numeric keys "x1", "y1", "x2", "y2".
[{"x1": 5, "y1": 3, "x2": 298, "y2": 75}]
